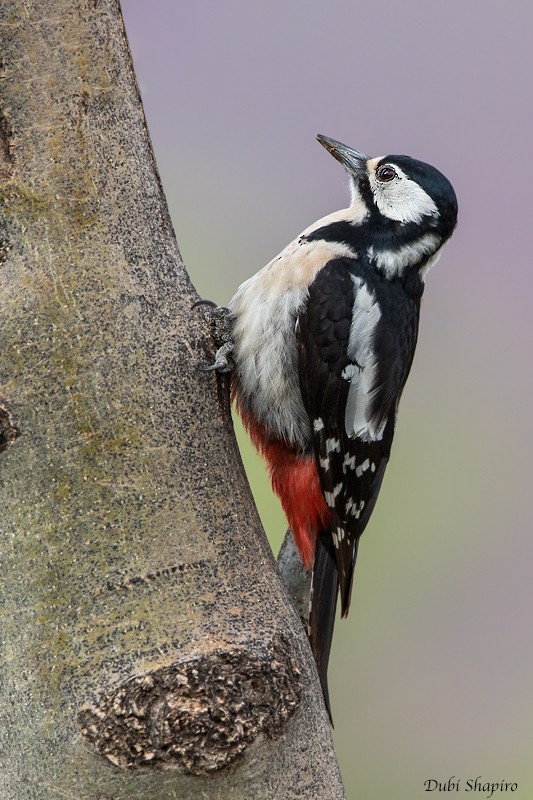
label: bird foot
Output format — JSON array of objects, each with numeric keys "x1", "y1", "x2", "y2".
[
  {"x1": 193, "y1": 299, "x2": 235, "y2": 373},
  {"x1": 201, "y1": 340, "x2": 234, "y2": 373}
]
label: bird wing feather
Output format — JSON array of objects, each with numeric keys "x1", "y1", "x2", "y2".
[{"x1": 296, "y1": 256, "x2": 399, "y2": 615}]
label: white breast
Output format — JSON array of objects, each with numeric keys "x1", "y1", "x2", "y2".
[{"x1": 230, "y1": 211, "x2": 360, "y2": 447}]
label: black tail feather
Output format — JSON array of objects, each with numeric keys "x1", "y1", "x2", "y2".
[
  {"x1": 308, "y1": 531, "x2": 339, "y2": 723},
  {"x1": 339, "y1": 537, "x2": 359, "y2": 618}
]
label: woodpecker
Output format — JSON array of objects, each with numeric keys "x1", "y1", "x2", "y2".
[{"x1": 208, "y1": 135, "x2": 457, "y2": 718}]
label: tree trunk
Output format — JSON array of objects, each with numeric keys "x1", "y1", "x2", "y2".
[{"x1": 0, "y1": 2, "x2": 345, "y2": 798}]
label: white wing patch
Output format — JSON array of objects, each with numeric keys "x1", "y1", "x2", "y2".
[{"x1": 344, "y1": 276, "x2": 384, "y2": 442}]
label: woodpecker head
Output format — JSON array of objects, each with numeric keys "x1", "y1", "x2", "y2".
[{"x1": 317, "y1": 134, "x2": 458, "y2": 277}]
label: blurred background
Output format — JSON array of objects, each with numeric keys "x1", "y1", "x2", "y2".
[{"x1": 122, "y1": 2, "x2": 533, "y2": 796}]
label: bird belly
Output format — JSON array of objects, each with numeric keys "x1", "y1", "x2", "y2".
[
  {"x1": 231, "y1": 278, "x2": 311, "y2": 448},
  {"x1": 229, "y1": 233, "x2": 357, "y2": 448}
]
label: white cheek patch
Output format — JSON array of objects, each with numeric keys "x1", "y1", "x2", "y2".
[{"x1": 369, "y1": 164, "x2": 439, "y2": 224}]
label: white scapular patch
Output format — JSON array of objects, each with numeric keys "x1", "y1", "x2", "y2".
[
  {"x1": 355, "y1": 458, "x2": 370, "y2": 478},
  {"x1": 367, "y1": 160, "x2": 439, "y2": 224},
  {"x1": 367, "y1": 233, "x2": 441, "y2": 278},
  {"x1": 324, "y1": 483, "x2": 343, "y2": 508},
  {"x1": 230, "y1": 208, "x2": 362, "y2": 447},
  {"x1": 344, "y1": 275, "x2": 385, "y2": 441},
  {"x1": 313, "y1": 417, "x2": 324, "y2": 432}
]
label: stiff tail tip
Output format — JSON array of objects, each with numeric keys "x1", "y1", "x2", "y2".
[{"x1": 308, "y1": 531, "x2": 339, "y2": 724}]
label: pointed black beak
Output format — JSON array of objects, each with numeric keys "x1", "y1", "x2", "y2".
[{"x1": 317, "y1": 134, "x2": 368, "y2": 177}]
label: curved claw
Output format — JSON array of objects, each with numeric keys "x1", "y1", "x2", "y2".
[
  {"x1": 200, "y1": 341, "x2": 234, "y2": 374},
  {"x1": 192, "y1": 299, "x2": 219, "y2": 311},
  {"x1": 193, "y1": 298, "x2": 234, "y2": 323}
]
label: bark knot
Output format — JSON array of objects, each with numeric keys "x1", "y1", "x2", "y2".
[
  {"x1": 77, "y1": 634, "x2": 302, "y2": 774},
  {"x1": 0, "y1": 91, "x2": 14, "y2": 181},
  {"x1": 0, "y1": 402, "x2": 19, "y2": 453}
]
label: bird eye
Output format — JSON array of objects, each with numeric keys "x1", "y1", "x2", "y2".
[{"x1": 376, "y1": 165, "x2": 397, "y2": 182}]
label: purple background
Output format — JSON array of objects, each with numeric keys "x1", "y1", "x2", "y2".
[{"x1": 122, "y1": 2, "x2": 533, "y2": 796}]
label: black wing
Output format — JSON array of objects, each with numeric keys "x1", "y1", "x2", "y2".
[
  {"x1": 297, "y1": 255, "x2": 421, "y2": 720},
  {"x1": 296, "y1": 257, "x2": 414, "y2": 616}
]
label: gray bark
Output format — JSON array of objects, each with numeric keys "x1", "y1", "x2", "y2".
[
  {"x1": 0, "y1": 1, "x2": 345, "y2": 798},
  {"x1": 278, "y1": 530, "x2": 312, "y2": 626}
]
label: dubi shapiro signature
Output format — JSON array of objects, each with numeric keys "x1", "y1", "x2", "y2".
[{"x1": 424, "y1": 777, "x2": 518, "y2": 798}]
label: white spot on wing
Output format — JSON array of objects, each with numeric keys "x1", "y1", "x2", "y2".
[
  {"x1": 342, "y1": 364, "x2": 357, "y2": 381},
  {"x1": 345, "y1": 499, "x2": 366, "y2": 518},
  {"x1": 343, "y1": 453, "x2": 356, "y2": 472},
  {"x1": 355, "y1": 458, "x2": 370, "y2": 477},
  {"x1": 324, "y1": 483, "x2": 342, "y2": 508},
  {"x1": 325, "y1": 437, "x2": 341, "y2": 453},
  {"x1": 313, "y1": 417, "x2": 324, "y2": 432}
]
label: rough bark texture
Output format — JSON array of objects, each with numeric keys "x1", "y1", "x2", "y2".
[
  {"x1": 278, "y1": 530, "x2": 312, "y2": 625},
  {"x1": 0, "y1": 2, "x2": 345, "y2": 798}
]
